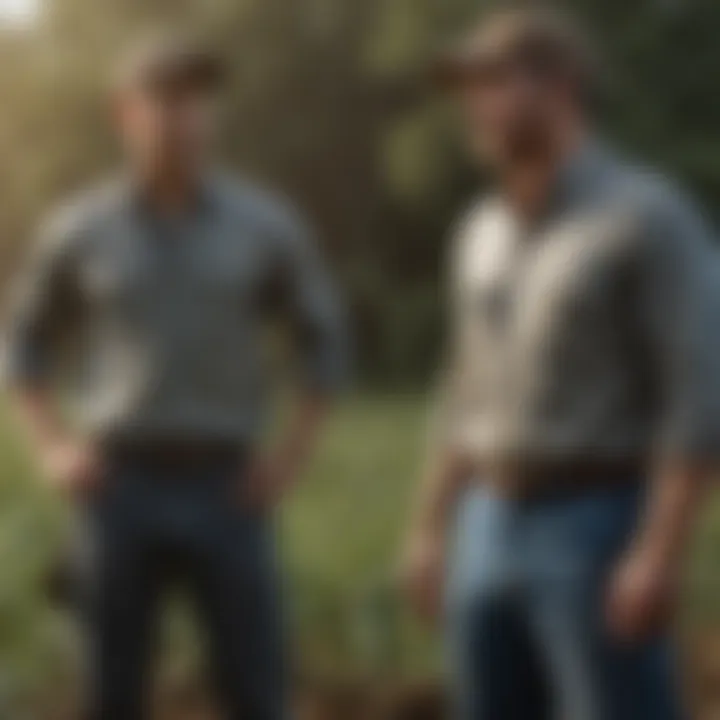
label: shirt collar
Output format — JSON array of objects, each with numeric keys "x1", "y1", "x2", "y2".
[
  {"x1": 120, "y1": 170, "x2": 220, "y2": 222},
  {"x1": 496, "y1": 138, "x2": 612, "y2": 233},
  {"x1": 548, "y1": 137, "x2": 611, "y2": 216}
]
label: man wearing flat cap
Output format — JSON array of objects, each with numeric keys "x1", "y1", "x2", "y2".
[
  {"x1": 6, "y1": 30, "x2": 346, "y2": 720},
  {"x1": 401, "y1": 5, "x2": 720, "y2": 720}
]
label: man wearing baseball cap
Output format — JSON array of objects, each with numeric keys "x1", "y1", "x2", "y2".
[
  {"x1": 401, "y1": 6, "x2": 719, "y2": 719},
  {"x1": 6, "y1": 30, "x2": 346, "y2": 720}
]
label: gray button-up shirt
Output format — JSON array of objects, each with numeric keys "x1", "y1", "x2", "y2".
[
  {"x1": 437, "y1": 143, "x2": 720, "y2": 472},
  {"x1": 6, "y1": 173, "x2": 347, "y2": 443}
]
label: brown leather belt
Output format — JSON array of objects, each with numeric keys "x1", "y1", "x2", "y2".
[
  {"x1": 103, "y1": 437, "x2": 249, "y2": 472},
  {"x1": 478, "y1": 457, "x2": 647, "y2": 500}
]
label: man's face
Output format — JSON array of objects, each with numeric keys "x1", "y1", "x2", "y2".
[
  {"x1": 117, "y1": 83, "x2": 217, "y2": 176},
  {"x1": 456, "y1": 59, "x2": 566, "y2": 170}
]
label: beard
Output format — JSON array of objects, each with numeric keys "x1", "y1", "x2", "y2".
[
  {"x1": 499, "y1": 111, "x2": 555, "y2": 166},
  {"x1": 473, "y1": 108, "x2": 577, "y2": 217}
]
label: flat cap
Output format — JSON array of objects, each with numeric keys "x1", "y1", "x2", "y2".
[
  {"x1": 433, "y1": 5, "x2": 599, "y2": 93},
  {"x1": 114, "y1": 30, "x2": 226, "y2": 93}
]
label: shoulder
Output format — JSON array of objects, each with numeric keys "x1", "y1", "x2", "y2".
[
  {"x1": 574, "y1": 152, "x2": 715, "y2": 276},
  {"x1": 37, "y1": 178, "x2": 129, "y2": 257},
  {"x1": 604, "y1": 157, "x2": 713, "y2": 245}
]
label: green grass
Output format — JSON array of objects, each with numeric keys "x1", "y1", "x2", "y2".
[
  {"x1": 282, "y1": 393, "x2": 424, "y2": 590},
  {"x1": 281, "y1": 393, "x2": 434, "y2": 677}
]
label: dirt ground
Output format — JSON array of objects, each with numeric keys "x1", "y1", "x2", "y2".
[{"x1": 36, "y1": 630, "x2": 720, "y2": 720}]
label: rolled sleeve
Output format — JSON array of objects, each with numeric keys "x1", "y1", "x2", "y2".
[
  {"x1": 637, "y1": 188, "x2": 720, "y2": 463},
  {"x1": 279, "y1": 215, "x2": 349, "y2": 395},
  {"x1": 4, "y1": 208, "x2": 84, "y2": 389}
]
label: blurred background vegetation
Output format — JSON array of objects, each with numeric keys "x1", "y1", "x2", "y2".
[{"x1": 2, "y1": 0, "x2": 720, "y2": 716}]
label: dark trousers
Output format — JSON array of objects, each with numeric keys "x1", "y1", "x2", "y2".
[{"x1": 80, "y1": 452, "x2": 285, "y2": 720}]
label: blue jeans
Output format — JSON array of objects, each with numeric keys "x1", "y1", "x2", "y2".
[
  {"x1": 446, "y1": 483, "x2": 685, "y2": 720},
  {"x1": 80, "y1": 453, "x2": 286, "y2": 720}
]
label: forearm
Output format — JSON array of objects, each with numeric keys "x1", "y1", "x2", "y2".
[
  {"x1": 9, "y1": 385, "x2": 102, "y2": 496},
  {"x1": 409, "y1": 447, "x2": 471, "y2": 543},
  {"x1": 275, "y1": 391, "x2": 330, "y2": 473},
  {"x1": 10, "y1": 385, "x2": 68, "y2": 453},
  {"x1": 635, "y1": 462, "x2": 709, "y2": 563},
  {"x1": 606, "y1": 460, "x2": 710, "y2": 640}
]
